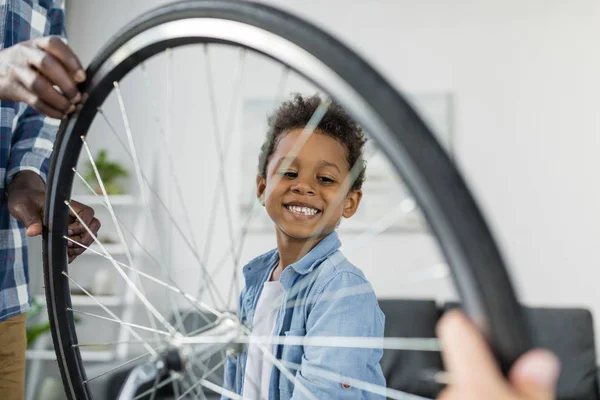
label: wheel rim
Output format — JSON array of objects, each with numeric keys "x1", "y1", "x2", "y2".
[{"x1": 43, "y1": 1, "x2": 531, "y2": 399}]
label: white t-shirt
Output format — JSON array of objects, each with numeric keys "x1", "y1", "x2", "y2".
[{"x1": 243, "y1": 277, "x2": 284, "y2": 400}]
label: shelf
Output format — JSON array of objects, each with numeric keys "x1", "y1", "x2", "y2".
[
  {"x1": 70, "y1": 295, "x2": 123, "y2": 307},
  {"x1": 34, "y1": 295, "x2": 123, "y2": 307},
  {"x1": 71, "y1": 194, "x2": 136, "y2": 206},
  {"x1": 26, "y1": 349, "x2": 115, "y2": 362},
  {"x1": 83, "y1": 243, "x2": 127, "y2": 256}
]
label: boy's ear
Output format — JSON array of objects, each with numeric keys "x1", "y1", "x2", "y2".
[
  {"x1": 256, "y1": 175, "x2": 266, "y2": 206},
  {"x1": 342, "y1": 190, "x2": 362, "y2": 218}
]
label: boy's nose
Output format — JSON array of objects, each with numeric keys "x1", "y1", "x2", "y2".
[{"x1": 291, "y1": 182, "x2": 315, "y2": 195}]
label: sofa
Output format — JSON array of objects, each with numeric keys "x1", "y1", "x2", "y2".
[
  {"x1": 379, "y1": 299, "x2": 599, "y2": 399},
  {"x1": 91, "y1": 299, "x2": 600, "y2": 399}
]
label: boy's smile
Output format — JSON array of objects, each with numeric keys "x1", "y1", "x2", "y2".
[
  {"x1": 257, "y1": 128, "x2": 362, "y2": 249},
  {"x1": 283, "y1": 201, "x2": 322, "y2": 219}
]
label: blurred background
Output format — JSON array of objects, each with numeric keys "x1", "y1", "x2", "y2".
[{"x1": 24, "y1": 0, "x2": 600, "y2": 399}]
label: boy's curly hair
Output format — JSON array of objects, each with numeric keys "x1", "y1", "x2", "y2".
[{"x1": 257, "y1": 94, "x2": 367, "y2": 191}]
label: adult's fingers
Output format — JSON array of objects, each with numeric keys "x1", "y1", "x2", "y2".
[
  {"x1": 21, "y1": 43, "x2": 80, "y2": 103},
  {"x1": 68, "y1": 218, "x2": 100, "y2": 263},
  {"x1": 437, "y1": 310, "x2": 506, "y2": 391},
  {"x1": 12, "y1": 64, "x2": 73, "y2": 116},
  {"x1": 76, "y1": 217, "x2": 100, "y2": 250},
  {"x1": 66, "y1": 201, "x2": 100, "y2": 262},
  {"x1": 67, "y1": 200, "x2": 96, "y2": 233},
  {"x1": 508, "y1": 349, "x2": 559, "y2": 400},
  {"x1": 67, "y1": 200, "x2": 100, "y2": 255},
  {"x1": 7, "y1": 79, "x2": 65, "y2": 118},
  {"x1": 35, "y1": 36, "x2": 85, "y2": 83}
]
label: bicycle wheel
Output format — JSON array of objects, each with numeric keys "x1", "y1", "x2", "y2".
[{"x1": 43, "y1": 1, "x2": 531, "y2": 399}]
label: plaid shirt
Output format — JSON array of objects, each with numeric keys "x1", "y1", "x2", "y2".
[{"x1": 0, "y1": 0, "x2": 64, "y2": 322}]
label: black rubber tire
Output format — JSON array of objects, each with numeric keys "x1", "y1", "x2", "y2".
[{"x1": 43, "y1": 1, "x2": 532, "y2": 399}]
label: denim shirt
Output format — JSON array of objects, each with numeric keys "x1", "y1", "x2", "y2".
[{"x1": 223, "y1": 232, "x2": 386, "y2": 399}]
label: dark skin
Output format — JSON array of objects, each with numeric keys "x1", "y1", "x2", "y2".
[
  {"x1": 256, "y1": 128, "x2": 362, "y2": 280},
  {"x1": 2, "y1": 36, "x2": 100, "y2": 262},
  {"x1": 7, "y1": 171, "x2": 100, "y2": 263},
  {"x1": 0, "y1": 36, "x2": 86, "y2": 118}
]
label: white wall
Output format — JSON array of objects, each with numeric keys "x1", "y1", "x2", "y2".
[
  {"x1": 39, "y1": 0, "x2": 600, "y2": 353},
  {"x1": 269, "y1": 0, "x2": 600, "y2": 307}
]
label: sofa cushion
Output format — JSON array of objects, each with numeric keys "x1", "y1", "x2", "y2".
[
  {"x1": 528, "y1": 307, "x2": 599, "y2": 400},
  {"x1": 443, "y1": 302, "x2": 599, "y2": 400},
  {"x1": 378, "y1": 299, "x2": 444, "y2": 398}
]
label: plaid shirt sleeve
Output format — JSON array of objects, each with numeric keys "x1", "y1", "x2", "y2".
[
  {"x1": 0, "y1": 0, "x2": 67, "y2": 322},
  {"x1": 5, "y1": 0, "x2": 65, "y2": 186}
]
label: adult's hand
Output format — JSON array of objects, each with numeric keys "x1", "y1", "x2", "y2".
[
  {"x1": 437, "y1": 310, "x2": 560, "y2": 400},
  {"x1": 0, "y1": 35, "x2": 85, "y2": 119},
  {"x1": 7, "y1": 171, "x2": 100, "y2": 263}
]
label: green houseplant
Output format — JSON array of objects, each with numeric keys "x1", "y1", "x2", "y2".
[
  {"x1": 26, "y1": 297, "x2": 50, "y2": 347},
  {"x1": 27, "y1": 297, "x2": 80, "y2": 348},
  {"x1": 84, "y1": 149, "x2": 129, "y2": 195}
]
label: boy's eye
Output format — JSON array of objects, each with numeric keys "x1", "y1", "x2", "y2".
[
  {"x1": 318, "y1": 176, "x2": 335, "y2": 183},
  {"x1": 282, "y1": 171, "x2": 297, "y2": 178}
]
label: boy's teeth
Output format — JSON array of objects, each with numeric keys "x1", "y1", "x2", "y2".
[{"x1": 287, "y1": 205, "x2": 318, "y2": 215}]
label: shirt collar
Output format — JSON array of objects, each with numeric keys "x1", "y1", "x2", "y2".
[
  {"x1": 287, "y1": 231, "x2": 341, "y2": 275},
  {"x1": 242, "y1": 231, "x2": 341, "y2": 285}
]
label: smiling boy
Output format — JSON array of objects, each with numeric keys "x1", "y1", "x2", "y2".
[{"x1": 223, "y1": 94, "x2": 385, "y2": 400}]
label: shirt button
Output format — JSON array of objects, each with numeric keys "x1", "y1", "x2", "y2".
[{"x1": 341, "y1": 383, "x2": 351, "y2": 389}]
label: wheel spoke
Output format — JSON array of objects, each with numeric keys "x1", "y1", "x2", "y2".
[
  {"x1": 277, "y1": 264, "x2": 447, "y2": 310},
  {"x1": 281, "y1": 360, "x2": 431, "y2": 400},
  {"x1": 247, "y1": 147, "x2": 412, "y2": 321},
  {"x1": 183, "y1": 319, "x2": 221, "y2": 338},
  {"x1": 171, "y1": 372, "x2": 182, "y2": 399},
  {"x1": 160, "y1": 51, "x2": 196, "y2": 336},
  {"x1": 199, "y1": 48, "x2": 248, "y2": 268},
  {"x1": 199, "y1": 356, "x2": 227, "y2": 382},
  {"x1": 263, "y1": 98, "x2": 331, "y2": 203},
  {"x1": 97, "y1": 107, "x2": 131, "y2": 154},
  {"x1": 200, "y1": 88, "x2": 325, "y2": 303},
  {"x1": 147, "y1": 371, "x2": 161, "y2": 400},
  {"x1": 202, "y1": 44, "x2": 245, "y2": 311},
  {"x1": 253, "y1": 336, "x2": 317, "y2": 400},
  {"x1": 341, "y1": 198, "x2": 426, "y2": 254},
  {"x1": 138, "y1": 56, "x2": 201, "y2": 257},
  {"x1": 73, "y1": 340, "x2": 162, "y2": 348},
  {"x1": 196, "y1": 193, "x2": 254, "y2": 295},
  {"x1": 80, "y1": 135, "x2": 163, "y2": 342},
  {"x1": 187, "y1": 368, "x2": 211, "y2": 400},
  {"x1": 113, "y1": 82, "x2": 149, "y2": 206},
  {"x1": 66, "y1": 168, "x2": 219, "y2": 333},
  {"x1": 179, "y1": 377, "x2": 245, "y2": 400},
  {"x1": 292, "y1": 148, "x2": 365, "y2": 259},
  {"x1": 179, "y1": 347, "x2": 228, "y2": 399},
  {"x1": 178, "y1": 374, "x2": 207, "y2": 400},
  {"x1": 154, "y1": 51, "x2": 200, "y2": 247},
  {"x1": 65, "y1": 200, "x2": 177, "y2": 335},
  {"x1": 137, "y1": 55, "x2": 199, "y2": 335},
  {"x1": 102, "y1": 82, "x2": 226, "y2": 307},
  {"x1": 227, "y1": 64, "x2": 289, "y2": 263},
  {"x1": 246, "y1": 263, "x2": 447, "y2": 331},
  {"x1": 65, "y1": 237, "x2": 222, "y2": 319},
  {"x1": 133, "y1": 375, "x2": 178, "y2": 400},
  {"x1": 72, "y1": 167, "x2": 98, "y2": 196},
  {"x1": 68, "y1": 308, "x2": 170, "y2": 337},
  {"x1": 179, "y1": 334, "x2": 439, "y2": 352},
  {"x1": 84, "y1": 351, "x2": 158, "y2": 384},
  {"x1": 239, "y1": 371, "x2": 265, "y2": 400},
  {"x1": 100, "y1": 91, "x2": 226, "y2": 311},
  {"x1": 62, "y1": 271, "x2": 159, "y2": 355}
]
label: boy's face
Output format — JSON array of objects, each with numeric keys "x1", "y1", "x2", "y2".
[{"x1": 256, "y1": 128, "x2": 362, "y2": 241}]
